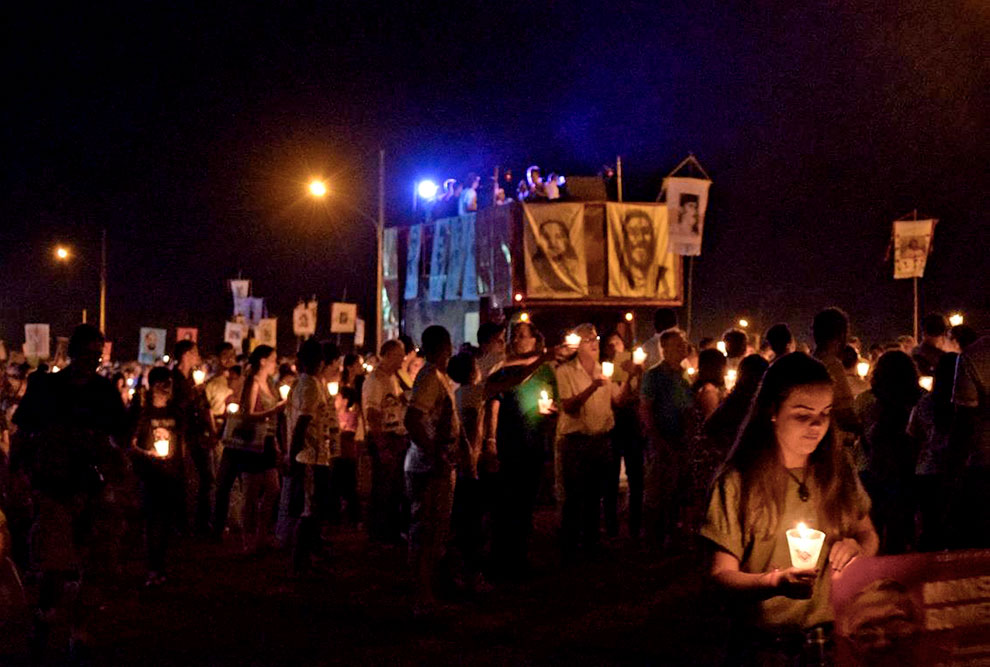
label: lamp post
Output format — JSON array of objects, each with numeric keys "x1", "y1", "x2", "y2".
[
  {"x1": 54, "y1": 229, "x2": 108, "y2": 334},
  {"x1": 307, "y1": 149, "x2": 385, "y2": 353}
]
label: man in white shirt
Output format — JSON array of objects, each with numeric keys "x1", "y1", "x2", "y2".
[
  {"x1": 363, "y1": 339, "x2": 409, "y2": 544},
  {"x1": 555, "y1": 323, "x2": 633, "y2": 557},
  {"x1": 458, "y1": 173, "x2": 480, "y2": 215}
]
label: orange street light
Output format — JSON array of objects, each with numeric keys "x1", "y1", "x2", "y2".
[
  {"x1": 308, "y1": 180, "x2": 328, "y2": 197},
  {"x1": 55, "y1": 246, "x2": 70, "y2": 260}
]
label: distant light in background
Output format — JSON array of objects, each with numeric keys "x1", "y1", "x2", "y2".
[
  {"x1": 716, "y1": 341, "x2": 727, "y2": 355},
  {"x1": 308, "y1": 180, "x2": 328, "y2": 197},
  {"x1": 417, "y1": 180, "x2": 438, "y2": 200},
  {"x1": 514, "y1": 293, "x2": 523, "y2": 302},
  {"x1": 624, "y1": 312, "x2": 634, "y2": 322},
  {"x1": 557, "y1": 175, "x2": 566, "y2": 186},
  {"x1": 55, "y1": 246, "x2": 69, "y2": 260},
  {"x1": 949, "y1": 313, "x2": 964, "y2": 327},
  {"x1": 738, "y1": 319, "x2": 749, "y2": 328},
  {"x1": 162, "y1": 354, "x2": 170, "y2": 364},
  {"x1": 519, "y1": 312, "x2": 530, "y2": 323}
]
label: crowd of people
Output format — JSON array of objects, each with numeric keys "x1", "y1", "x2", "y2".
[
  {"x1": 428, "y1": 164, "x2": 576, "y2": 219},
  {"x1": 0, "y1": 305, "x2": 986, "y2": 663}
]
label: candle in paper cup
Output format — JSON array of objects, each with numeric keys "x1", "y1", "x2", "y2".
[
  {"x1": 633, "y1": 347, "x2": 647, "y2": 365},
  {"x1": 192, "y1": 369, "x2": 206, "y2": 385},
  {"x1": 725, "y1": 369, "x2": 737, "y2": 391},
  {"x1": 686, "y1": 366, "x2": 697, "y2": 376},
  {"x1": 153, "y1": 438, "x2": 170, "y2": 458},
  {"x1": 327, "y1": 381, "x2": 339, "y2": 396},
  {"x1": 786, "y1": 522, "x2": 825, "y2": 569},
  {"x1": 537, "y1": 390, "x2": 553, "y2": 415},
  {"x1": 856, "y1": 361, "x2": 870, "y2": 379},
  {"x1": 919, "y1": 376, "x2": 933, "y2": 392},
  {"x1": 279, "y1": 384, "x2": 291, "y2": 400},
  {"x1": 227, "y1": 402, "x2": 239, "y2": 414},
  {"x1": 565, "y1": 333, "x2": 582, "y2": 349},
  {"x1": 716, "y1": 341, "x2": 727, "y2": 356},
  {"x1": 601, "y1": 361, "x2": 614, "y2": 379}
]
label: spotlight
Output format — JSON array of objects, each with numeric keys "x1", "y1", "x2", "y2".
[{"x1": 417, "y1": 180, "x2": 439, "y2": 200}]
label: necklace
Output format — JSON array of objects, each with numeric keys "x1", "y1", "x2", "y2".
[{"x1": 785, "y1": 467, "x2": 811, "y2": 502}]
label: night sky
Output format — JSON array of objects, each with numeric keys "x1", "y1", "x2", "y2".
[{"x1": 3, "y1": 1, "x2": 987, "y2": 358}]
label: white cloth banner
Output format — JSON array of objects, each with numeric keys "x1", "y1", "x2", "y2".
[
  {"x1": 139, "y1": 327, "x2": 167, "y2": 365},
  {"x1": 606, "y1": 203, "x2": 678, "y2": 299},
  {"x1": 292, "y1": 300, "x2": 317, "y2": 337},
  {"x1": 462, "y1": 215, "x2": 478, "y2": 300},
  {"x1": 229, "y1": 279, "x2": 251, "y2": 300},
  {"x1": 224, "y1": 322, "x2": 247, "y2": 348},
  {"x1": 255, "y1": 318, "x2": 277, "y2": 347},
  {"x1": 444, "y1": 216, "x2": 467, "y2": 301},
  {"x1": 404, "y1": 225, "x2": 422, "y2": 300},
  {"x1": 23, "y1": 324, "x2": 50, "y2": 360},
  {"x1": 665, "y1": 177, "x2": 711, "y2": 256},
  {"x1": 330, "y1": 303, "x2": 357, "y2": 333},
  {"x1": 354, "y1": 318, "x2": 365, "y2": 347},
  {"x1": 522, "y1": 203, "x2": 588, "y2": 298},
  {"x1": 428, "y1": 219, "x2": 450, "y2": 302},
  {"x1": 893, "y1": 219, "x2": 936, "y2": 279}
]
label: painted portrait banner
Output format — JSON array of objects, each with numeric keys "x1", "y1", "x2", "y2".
[
  {"x1": 330, "y1": 302, "x2": 357, "y2": 333},
  {"x1": 246, "y1": 297, "x2": 266, "y2": 327},
  {"x1": 254, "y1": 318, "x2": 277, "y2": 347},
  {"x1": 229, "y1": 279, "x2": 250, "y2": 300},
  {"x1": 224, "y1": 321, "x2": 247, "y2": 348},
  {"x1": 138, "y1": 327, "x2": 167, "y2": 365},
  {"x1": 175, "y1": 327, "x2": 198, "y2": 343},
  {"x1": 893, "y1": 219, "x2": 936, "y2": 279},
  {"x1": 665, "y1": 177, "x2": 711, "y2": 256},
  {"x1": 461, "y1": 214, "x2": 478, "y2": 300},
  {"x1": 606, "y1": 203, "x2": 678, "y2": 299},
  {"x1": 23, "y1": 323, "x2": 50, "y2": 360},
  {"x1": 292, "y1": 300, "x2": 317, "y2": 337},
  {"x1": 444, "y1": 216, "x2": 466, "y2": 301},
  {"x1": 523, "y1": 203, "x2": 588, "y2": 298},
  {"x1": 404, "y1": 225, "x2": 422, "y2": 300}
]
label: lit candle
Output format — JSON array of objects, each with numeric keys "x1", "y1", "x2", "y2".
[
  {"x1": 192, "y1": 369, "x2": 206, "y2": 385},
  {"x1": 153, "y1": 438, "x2": 170, "y2": 458},
  {"x1": 52, "y1": 365, "x2": 60, "y2": 373},
  {"x1": 279, "y1": 384, "x2": 291, "y2": 400},
  {"x1": 227, "y1": 402, "x2": 240, "y2": 414},
  {"x1": 565, "y1": 333, "x2": 582, "y2": 349},
  {"x1": 126, "y1": 377, "x2": 135, "y2": 387},
  {"x1": 856, "y1": 361, "x2": 870, "y2": 379},
  {"x1": 537, "y1": 389, "x2": 553, "y2": 415},
  {"x1": 632, "y1": 347, "x2": 647, "y2": 365},
  {"x1": 919, "y1": 375, "x2": 933, "y2": 392},
  {"x1": 601, "y1": 361, "x2": 614, "y2": 379},
  {"x1": 949, "y1": 313, "x2": 964, "y2": 327},
  {"x1": 162, "y1": 354, "x2": 171, "y2": 364},
  {"x1": 686, "y1": 366, "x2": 697, "y2": 376},
  {"x1": 327, "y1": 381, "x2": 339, "y2": 396},
  {"x1": 786, "y1": 522, "x2": 826, "y2": 569},
  {"x1": 725, "y1": 369, "x2": 737, "y2": 391},
  {"x1": 128, "y1": 387, "x2": 135, "y2": 399},
  {"x1": 716, "y1": 341, "x2": 727, "y2": 356}
]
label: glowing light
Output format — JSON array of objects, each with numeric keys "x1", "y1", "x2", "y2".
[
  {"x1": 565, "y1": 333, "x2": 582, "y2": 348},
  {"x1": 624, "y1": 312, "x2": 634, "y2": 322},
  {"x1": 51, "y1": 365, "x2": 60, "y2": 373},
  {"x1": 514, "y1": 293, "x2": 523, "y2": 302},
  {"x1": 309, "y1": 180, "x2": 327, "y2": 197},
  {"x1": 55, "y1": 246, "x2": 69, "y2": 260},
  {"x1": 725, "y1": 369, "x2": 737, "y2": 390},
  {"x1": 686, "y1": 366, "x2": 697, "y2": 376},
  {"x1": 786, "y1": 522, "x2": 826, "y2": 569},
  {"x1": 363, "y1": 363, "x2": 374, "y2": 372},
  {"x1": 279, "y1": 384, "x2": 291, "y2": 400},
  {"x1": 153, "y1": 438, "x2": 170, "y2": 458},
  {"x1": 738, "y1": 319, "x2": 749, "y2": 328},
  {"x1": 227, "y1": 403, "x2": 239, "y2": 414},
  {"x1": 919, "y1": 376, "x2": 933, "y2": 392},
  {"x1": 192, "y1": 369, "x2": 206, "y2": 385},
  {"x1": 633, "y1": 347, "x2": 647, "y2": 365},
  {"x1": 557, "y1": 175, "x2": 566, "y2": 186},
  {"x1": 949, "y1": 313, "x2": 964, "y2": 327},
  {"x1": 601, "y1": 362, "x2": 614, "y2": 378},
  {"x1": 519, "y1": 312, "x2": 530, "y2": 323},
  {"x1": 162, "y1": 354, "x2": 171, "y2": 364},
  {"x1": 126, "y1": 377, "x2": 135, "y2": 387},
  {"x1": 416, "y1": 180, "x2": 438, "y2": 200},
  {"x1": 716, "y1": 341, "x2": 727, "y2": 355},
  {"x1": 538, "y1": 389, "x2": 553, "y2": 415},
  {"x1": 128, "y1": 387, "x2": 135, "y2": 399},
  {"x1": 856, "y1": 361, "x2": 870, "y2": 379},
  {"x1": 327, "y1": 381, "x2": 339, "y2": 396}
]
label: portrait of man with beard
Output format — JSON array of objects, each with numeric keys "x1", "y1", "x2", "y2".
[{"x1": 619, "y1": 209, "x2": 666, "y2": 294}]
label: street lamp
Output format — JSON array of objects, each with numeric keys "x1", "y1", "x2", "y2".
[
  {"x1": 53, "y1": 231, "x2": 108, "y2": 333},
  {"x1": 55, "y1": 246, "x2": 70, "y2": 260},
  {"x1": 306, "y1": 150, "x2": 386, "y2": 352},
  {"x1": 738, "y1": 318, "x2": 749, "y2": 328}
]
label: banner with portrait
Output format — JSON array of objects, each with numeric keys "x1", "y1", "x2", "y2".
[
  {"x1": 523, "y1": 203, "x2": 588, "y2": 298},
  {"x1": 665, "y1": 177, "x2": 711, "y2": 256},
  {"x1": 292, "y1": 300, "x2": 317, "y2": 337},
  {"x1": 23, "y1": 323, "x2": 50, "y2": 360},
  {"x1": 444, "y1": 216, "x2": 467, "y2": 300},
  {"x1": 175, "y1": 327, "x2": 198, "y2": 343},
  {"x1": 893, "y1": 219, "x2": 936, "y2": 279},
  {"x1": 606, "y1": 203, "x2": 678, "y2": 299},
  {"x1": 254, "y1": 318, "x2": 277, "y2": 347},
  {"x1": 461, "y1": 214, "x2": 478, "y2": 300},
  {"x1": 330, "y1": 302, "x2": 357, "y2": 333},
  {"x1": 404, "y1": 225, "x2": 422, "y2": 300},
  {"x1": 138, "y1": 327, "x2": 167, "y2": 365},
  {"x1": 224, "y1": 321, "x2": 247, "y2": 348},
  {"x1": 229, "y1": 279, "x2": 250, "y2": 300}
]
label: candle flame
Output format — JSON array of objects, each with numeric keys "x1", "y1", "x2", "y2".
[
  {"x1": 227, "y1": 402, "x2": 239, "y2": 414},
  {"x1": 601, "y1": 361, "x2": 614, "y2": 378},
  {"x1": 633, "y1": 347, "x2": 647, "y2": 365},
  {"x1": 279, "y1": 384, "x2": 291, "y2": 400},
  {"x1": 796, "y1": 522, "x2": 810, "y2": 538},
  {"x1": 540, "y1": 390, "x2": 549, "y2": 401},
  {"x1": 192, "y1": 369, "x2": 206, "y2": 385},
  {"x1": 327, "y1": 381, "x2": 339, "y2": 396}
]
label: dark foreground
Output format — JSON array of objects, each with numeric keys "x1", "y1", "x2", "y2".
[{"x1": 3, "y1": 509, "x2": 729, "y2": 666}]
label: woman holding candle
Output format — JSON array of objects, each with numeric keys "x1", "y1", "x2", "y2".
[{"x1": 701, "y1": 352, "x2": 878, "y2": 665}]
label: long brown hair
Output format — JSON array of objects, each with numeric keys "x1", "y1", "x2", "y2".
[{"x1": 720, "y1": 352, "x2": 862, "y2": 539}]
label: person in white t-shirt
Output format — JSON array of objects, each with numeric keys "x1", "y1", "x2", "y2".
[
  {"x1": 458, "y1": 173, "x2": 480, "y2": 215},
  {"x1": 362, "y1": 339, "x2": 409, "y2": 544}
]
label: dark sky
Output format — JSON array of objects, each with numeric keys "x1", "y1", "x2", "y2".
[{"x1": 2, "y1": 1, "x2": 987, "y2": 357}]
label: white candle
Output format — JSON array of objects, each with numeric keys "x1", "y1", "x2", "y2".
[
  {"x1": 786, "y1": 522, "x2": 826, "y2": 569},
  {"x1": 632, "y1": 347, "x2": 647, "y2": 365},
  {"x1": 565, "y1": 333, "x2": 582, "y2": 349},
  {"x1": 716, "y1": 341, "x2": 727, "y2": 356},
  {"x1": 537, "y1": 389, "x2": 553, "y2": 415},
  {"x1": 919, "y1": 376, "x2": 933, "y2": 392},
  {"x1": 227, "y1": 402, "x2": 240, "y2": 414},
  {"x1": 725, "y1": 369, "x2": 737, "y2": 391},
  {"x1": 153, "y1": 438, "x2": 170, "y2": 458},
  {"x1": 601, "y1": 362, "x2": 614, "y2": 379},
  {"x1": 856, "y1": 361, "x2": 870, "y2": 379},
  {"x1": 686, "y1": 366, "x2": 697, "y2": 376},
  {"x1": 279, "y1": 384, "x2": 291, "y2": 400},
  {"x1": 192, "y1": 369, "x2": 206, "y2": 385},
  {"x1": 327, "y1": 381, "x2": 339, "y2": 396}
]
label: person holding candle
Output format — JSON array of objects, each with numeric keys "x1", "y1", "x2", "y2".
[
  {"x1": 130, "y1": 367, "x2": 183, "y2": 587},
  {"x1": 701, "y1": 352, "x2": 878, "y2": 665},
  {"x1": 602, "y1": 330, "x2": 645, "y2": 540},
  {"x1": 329, "y1": 353, "x2": 364, "y2": 528}
]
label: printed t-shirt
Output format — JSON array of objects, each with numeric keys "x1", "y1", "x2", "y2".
[
  {"x1": 362, "y1": 370, "x2": 408, "y2": 436},
  {"x1": 404, "y1": 363, "x2": 459, "y2": 474},
  {"x1": 288, "y1": 374, "x2": 335, "y2": 466}
]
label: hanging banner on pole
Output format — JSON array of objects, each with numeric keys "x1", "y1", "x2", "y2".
[
  {"x1": 229, "y1": 279, "x2": 251, "y2": 300},
  {"x1": 330, "y1": 303, "x2": 358, "y2": 333},
  {"x1": 893, "y1": 219, "x2": 936, "y2": 279},
  {"x1": 292, "y1": 300, "x2": 317, "y2": 337},
  {"x1": 665, "y1": 177, "x2": 711, "y2": 256},
  {"x1": 254, "y1": 318, "x2": 277, "y2": 347},
  {"x1": 138, "y1": 327, "x2": 167, "y2": 365},
  {"x1": 233, "y1": 297, "x2": 250, "y2": 321},
  {"x1": 175, "y1": 327, "x2": 198, "y2": 343},
  {"x1": 444, "y1": 216, "x2": 467, "y2": 300},
  {"x1": 523, "y1": 203, "x2": 588, "y2": 298},
  {"x1": 354, "y1": 318, "x2": 365, "y2": 347},
  {"x1": 404, "y1": 225, "x2": 422, "y2": 300},
  {"x1": 606, "y1": 203, "x2": 678, "y2": 299},
  {"x1": 462, "y1": 214, "x2": 478, "y2": 300},
  {"x1": 428, "y1": 219, "x2": 451, "y2": 302},
  {"x1": 224, "y1": 321, "x2": 248, "y2": 348},
  {"x1": 23, "y1": 324, "x2": 51, "y2": 360},
  {"x1": 246, "y1": 297, "x2": 266, "y2": 326}
]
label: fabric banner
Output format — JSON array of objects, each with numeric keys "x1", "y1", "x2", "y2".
[
  {"x1": 404, "y1": 225, "x2": 422, "y2": 300},
  {"x1": 233, "y1": 297, "x2": 250, "y2": 321},
  {"x1": 175, "y1": 327, "x2": 198, "y2": 343},
  {"x1": 893, "y1": 219, "x2": 936, "y2": 279},
  {"x1": 606, "y1": 203, "x2": 678, "y2": 298},
  {"x1": 665, "y1": 177, "x2": 711, "y2": 256},
  {"x1": 462, "y1": 214, "x2": 478, "y2": 300},
  {"x1": 832, "y1": 550, "x2": 990, "y2": 666},
  {"x1": 101, "y1": 341, "x2": 112, "y2": 364},
  {"x1": 292, "y1": 300, "x2": 317, "y2": 337},
  {"x1": 444, "y1": 216, "x2": 467, "y2": 300},
  {"x1": 384, "y1": 227, "x2": 399, "y2": 280},
  {"x1": 246, "y1": 297, "x2": 266, "y2": 327},
  {"x1": 330, "y1": 303, "x2": 357, "y2": 333},
  {"x1": 23, "y1": 324, "x2": 50, "y2": 360},
  {"x1": 254, "y1": 318, "x2": 277, "y2": 347},
  {"x1": 523, "y1": 203, "x2": 588, "y2": 298},
  {"x1": 138, "y1": 327, "x2": 167, "y2": 365},
  {"x1": 354, "y1": 318, "x2": 365, "y2": 347},
  {"x1": 224, "y1": 321, "x2": 247, "y2": 348},
  {"x1": 428, "y1": 219, "x2": 450, "y2": 302},
  {"x1": 229, "y1": 279, "x2": 250, "y2": 300}
]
